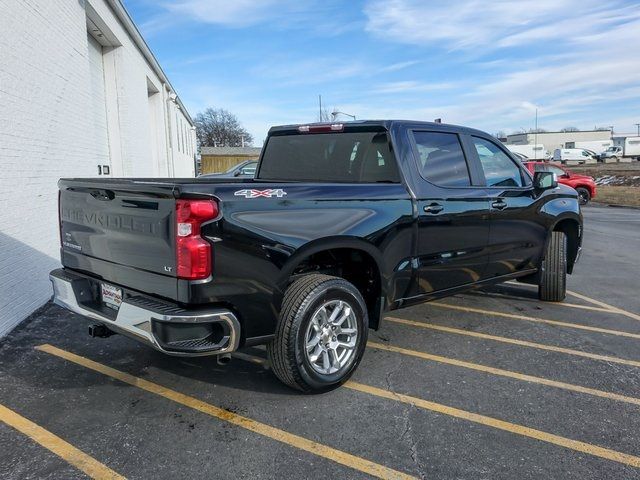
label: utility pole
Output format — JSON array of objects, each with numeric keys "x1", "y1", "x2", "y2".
[
  {"x1": 318, "y1": 95, "x2": 322, "y2": 122},
  {"x1": 635, "y1": 123, "x2": 640, "y2": 136},
  {"x1": 534, "y1": 108, "x2": 538, "y2": 152}
]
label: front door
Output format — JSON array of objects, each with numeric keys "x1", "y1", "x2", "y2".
[
  {"x1": 410, "y1": 130, "x2": 491, "y2": 296},
  {"x1": 469, "y1": 136, "x2": 547, "y2": 278}
]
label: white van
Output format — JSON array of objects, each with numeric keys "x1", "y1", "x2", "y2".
[
  {"x1": 506, "y1": 144, "x2": 549, "y2": 160},
  {"x1": 553, "y1": 148, "x2": 597, "y2": 165}
]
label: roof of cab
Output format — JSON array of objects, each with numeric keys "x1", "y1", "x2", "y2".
[{"x1": 268, "y1": 120, "x2": 491, "y2": 138}]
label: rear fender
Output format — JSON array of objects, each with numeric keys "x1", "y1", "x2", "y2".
[{"x1": 275, "y1": 236, "x2": 388, "y2": 327}]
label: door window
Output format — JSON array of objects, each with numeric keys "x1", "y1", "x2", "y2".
[
  {"x1": 413, "y1": 131, "x2": 471, "y2": 187},
  {"x1": 472, "y1": 137, "x2": 527, "y2": 187}
]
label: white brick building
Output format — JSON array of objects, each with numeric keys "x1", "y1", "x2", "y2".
[{"x1": 0, "y1": 0, "x2": 197, "y2": 336}]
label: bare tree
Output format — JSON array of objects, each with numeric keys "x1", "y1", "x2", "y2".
[
  {"x1": 561, "y1": 126, "x2": 579, "y2": 132},
  {"x1": 493, "y1": 130, "x2": 507, "y2": 139},
  {"x1": 194, "y1": 108, "x2": 253, "y2": 148},
  {"x1": 529, "y1": 128, "x2": 547, "y2": 133}
]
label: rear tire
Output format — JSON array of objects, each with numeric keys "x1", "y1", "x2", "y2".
[
  {"x1": 538, "y1": 231, "x2": 567, "y2": 302},
  {"x1": 576, "y1": 187, "x2": 590, "y2": 205},
  {"x1": 267, "y1": 274, "x2": 368, "y2": 393}
]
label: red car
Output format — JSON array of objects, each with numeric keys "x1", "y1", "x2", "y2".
[{"x1": 524, "y1": 161, "x2": 596, "y2": 205}]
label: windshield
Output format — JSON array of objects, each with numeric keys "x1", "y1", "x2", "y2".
[{"x1": 258, "y1": 131, "x2": 400, "y2": 183}]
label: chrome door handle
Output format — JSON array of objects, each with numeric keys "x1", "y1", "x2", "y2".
[
  {"x1": 491, "y1": 200, "x2": 507, "y2": 210},
  {"x1": 424, "y1": 203, "x2": 444, "y2": 214}
]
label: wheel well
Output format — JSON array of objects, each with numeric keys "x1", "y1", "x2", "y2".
[
  {"x1": 553, "y1": 219, "x2": 580, "y2": 273},
  {"x1": 291, "y1": 248, "x2": 383, "y2": 329}
]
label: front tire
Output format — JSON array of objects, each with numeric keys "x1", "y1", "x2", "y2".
[
  {"x1": 576, "y1": 187, "x2": 590, "y2": 205},
  {"x1": 268, "y1": 274, "x2": 368, "y2": 393},
  {"x1": 538, "y1": 231, "x2": 567, "y2": 302}
]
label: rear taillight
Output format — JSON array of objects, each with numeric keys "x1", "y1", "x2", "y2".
[{"x1": 175, "y1": 199, "x2": 219, "y2": 280}]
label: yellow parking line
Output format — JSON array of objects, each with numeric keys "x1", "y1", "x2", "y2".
[
  {"x1": 385, "y1": 316, "x2": 640, "y2": 368},
  {"x1": 0, "y1": 403, "x2": 125, "y2": 480},
  {"x1": 344, "y1": 382, "x2": 640, "y2": 468},
  {"x1": 229, "y1": 350, "x2": 640, "y2": 467},
  {"x1": 430, "y1": 302, "x2": 640, "y2": 340},
  {"x1": 567, "y1": 290, "x2": 640, "y2": 322},
  {"x1": 504, "y1": 282, "x2": 640, "y2": 321},
  {"x1": 35, "y1": 344, "x2": 416, "y2": 480},
  {"x1": 367, "y1": 342, "x2": 640, "y2": 406},
  {"x1": 472, "y1": 291, "x2": 614, "y2": 313},
  {"x1": 233, "y1": 347, "x2": 640, "y2": 407}
]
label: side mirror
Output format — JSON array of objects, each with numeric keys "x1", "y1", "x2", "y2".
[
  {"x1": 233, "y1": 170, "x2": 241, "y2": 177},
  {"x1": 533, "y1": 171, "x2": 558, "y2": 190}
]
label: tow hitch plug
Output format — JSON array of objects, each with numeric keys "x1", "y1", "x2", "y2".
[{"x1": 88, "y1": 324, "x2": 115, "y2": 338}]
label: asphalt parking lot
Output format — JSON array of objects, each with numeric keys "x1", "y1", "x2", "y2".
[{"x1": 1, "y1": 204, "x2": 640, "y2": 480}]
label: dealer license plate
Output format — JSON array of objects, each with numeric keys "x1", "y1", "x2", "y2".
[{"x1": 101, "y1": 283, "x2": 122, "y2": 310}]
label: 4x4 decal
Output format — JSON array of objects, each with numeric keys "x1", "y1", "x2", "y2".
[{"x1": 234, "y1": 189, "x2": 287, "y2": 198}]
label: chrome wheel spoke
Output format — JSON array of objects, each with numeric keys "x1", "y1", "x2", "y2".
[
  {"x1": 329, "y1": 348, "x2": 340, "y2": 369},
  {"x1": 306, "y1": 334, "x2": 321, "y2": 351},
  {"x1": 337, "y1": 338, "x2": 356, "y2": 350},
  {"x1": 333, "y1": 306, "x2": 351, "y2": 326},
  {"x1": 321, "y1": 350, "x2": 330, "y2": 372},
  {"x1": 327, "y1": 301, "x2": 342, "y2": 324},
  {"x1": 309, "y1": 345, "x2": 322, "y2": 363}
]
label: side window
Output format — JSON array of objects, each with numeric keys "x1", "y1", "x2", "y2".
[
  {"x1": 533, "y1": 163, "x2": 548, "y2": 172},
  {"x1": 472, "y1": 137, "x2": 527, "y2": 187},
  {"x1": 413, "y1": 131, "x2": 471, "y2": 187}
]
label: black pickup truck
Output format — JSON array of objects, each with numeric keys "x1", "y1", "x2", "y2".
[{"x1": 51, "y1": 120, "x2": 582, "y2": 392}]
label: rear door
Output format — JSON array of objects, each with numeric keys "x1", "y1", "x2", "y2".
[
  {"x1": 467, "y1": 136, "x2": 547, "y2": 278},
  {"x1": 410, "y1": 130, "x2": 491, "y2": 295}
]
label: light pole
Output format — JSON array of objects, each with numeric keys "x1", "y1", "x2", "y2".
[
  {"x1": 533, "y1": 108, "x2": 539, "y2": 155},
  {"x1": 331, "y1": 110, "x2": 356, "y2": 121},
  {"x1": 635, "y1": 123, "x2": 640, "y2": 136}
]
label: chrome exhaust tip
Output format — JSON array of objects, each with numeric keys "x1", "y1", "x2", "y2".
[{"x1": 216, "y1": 353, "x2": 232, "y2": 365}]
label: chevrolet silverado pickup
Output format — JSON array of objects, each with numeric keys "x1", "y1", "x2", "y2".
[{"x1": 51, "y1": 120, "x2": 583, "y2": 392}]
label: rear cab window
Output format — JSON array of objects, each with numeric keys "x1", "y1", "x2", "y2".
[{"x1": 257, "y1": 131, "x2": 400, "y2": 183}]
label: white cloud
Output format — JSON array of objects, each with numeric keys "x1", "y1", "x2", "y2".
[
  {"x1": 163, "y1": 0, "x2": 300, "y2": 27},
  {"x1": 364, "y1": 0, "x2": 637, "y2": 50},
  {"x1": 362, "y1": 0, "x2": 640, "y2": 134},
  {"x1": 379, "y1": 60, "x2": 421, "y2": 73},
  {"x1": 371, "y1": 81, "x2": 454, "y2": 94},
  {"x1": 154, "y1": 0, "x2": 358, "y2": 34}
]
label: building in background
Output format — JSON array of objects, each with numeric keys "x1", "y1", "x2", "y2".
[
  {"x1": 0, "y1": 0, "x2": 197, "y2": 336},
  {"x1": 200, "y1": 147, "x2": 262, "y2": 175},
  {"x1": 505, "y1": 130, "x2": 611, "y2": 154}
]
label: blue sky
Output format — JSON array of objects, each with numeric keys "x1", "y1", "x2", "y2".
[{"x1": 125, "y1": 0, "x2": 640, "y2": 145}]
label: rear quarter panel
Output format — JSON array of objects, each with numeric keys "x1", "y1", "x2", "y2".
[{"x1": 179, "y1": 183, "x2": 414, "y2": 341}]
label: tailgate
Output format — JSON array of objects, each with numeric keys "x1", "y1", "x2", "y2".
[{"x1": 59, "y1": 179, "x2": 178, "y2": 296}]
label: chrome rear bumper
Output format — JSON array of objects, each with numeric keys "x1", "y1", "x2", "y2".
[{"x1": 49, "y1": 269, "x2": 240, "y2": 357}]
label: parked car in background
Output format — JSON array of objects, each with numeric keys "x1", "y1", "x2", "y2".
[
  {"x1": 199, "y1": 160, "x2": 258, "y2": 178},
  {"x1": 552, "y1": 148, "x2": 597, "y2": 165},
  {"x1": 525, "y1": 161, "x2": 596, "y2": 205},
  {"x1": 573, "y1": 140, "x2": 612, "y2": 157}
]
